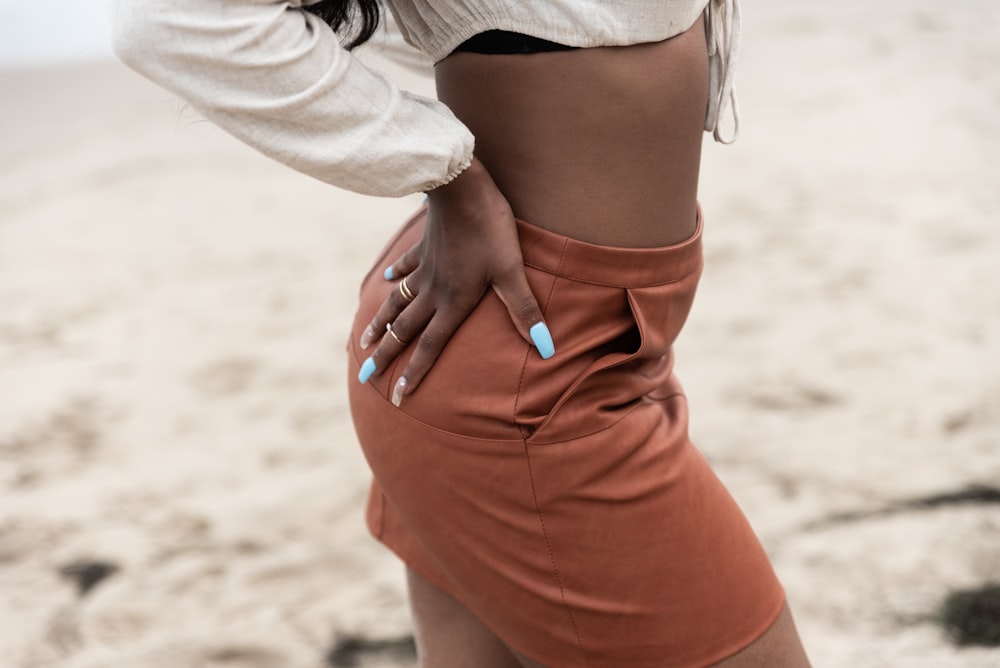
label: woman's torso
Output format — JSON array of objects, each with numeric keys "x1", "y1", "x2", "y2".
[{"x1": 435, "y1": 16, "x2": 710, "y2": 248}]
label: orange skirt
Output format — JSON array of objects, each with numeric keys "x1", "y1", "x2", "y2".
[{"x1": 347, "y1": 205, "x2": 785, "y2": 667}]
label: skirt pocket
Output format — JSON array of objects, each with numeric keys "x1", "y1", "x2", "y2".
[
  {"x1": 518, "y1": 278, "x2": 645, "y2": 445},
  {"x1": 523, "y1": 276, "x2": 700, "y2": 445}
]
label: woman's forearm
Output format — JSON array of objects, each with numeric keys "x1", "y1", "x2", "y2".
[{"x1": 109, "y1": 0, "x2": 474, "y2": 196}]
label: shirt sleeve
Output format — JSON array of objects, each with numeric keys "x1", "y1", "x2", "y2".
[{"x1": 109, "y1": 0, "x2": 475, "y2": 197}]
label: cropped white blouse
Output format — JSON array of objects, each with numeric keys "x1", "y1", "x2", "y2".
[{"x1": 110, "y1": 0, "x2": 741, "y2": 197}]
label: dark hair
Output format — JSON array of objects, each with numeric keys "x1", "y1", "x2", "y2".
[{"x1": 305, "y1": 0, "x2": 382, "y2": 50}]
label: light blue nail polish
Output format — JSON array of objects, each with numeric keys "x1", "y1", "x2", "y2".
[
  {"x1": 383, "y1": 266, "x2": 394, "y2": 280},
  {"x1": 358, "y1": 357, "x2": 376, "y2": 383},
  {"x1": 529, "y1": 322, "x2": 555, "y2": 360}
]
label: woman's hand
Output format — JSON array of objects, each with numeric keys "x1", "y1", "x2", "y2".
[{"x1": 356, "y1": 157, "x2": 554, "y2": 406}]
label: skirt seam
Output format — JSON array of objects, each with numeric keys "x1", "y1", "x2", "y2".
[
  {"x1": 521, "y1": 436, "x2": 591, "y2": 667},
  {"x1": 515, "y1": 241, "x2": 567, "y2": 438},
  {"x1": 352, "y1": 368, "x2": 524, "y2": 442}
]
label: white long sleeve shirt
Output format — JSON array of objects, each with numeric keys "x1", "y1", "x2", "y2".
[{"x1": 110, "y1": 0, "x2": 740, "y2": 197}]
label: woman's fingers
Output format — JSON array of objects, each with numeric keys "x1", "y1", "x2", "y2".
[
  {"x1": 357, "y1": 296, "x2": 432, "y2": 385},
  {"x1": 361, "y1": 242, "x2": 422, "y2": 350},
  {"x1": 357, "y1": 241, "x2": 555, "y2": 405},
  {"x1": 389, "y1": 309, "x2": 466, "y2": 407},
  {"x1": 382, "y1": 243, "x2": 421, "y2": 281},
  {"x1": 359, "y1": 248, "x2": 556, "y2": 405},
  {"x1": 493, "y1": 265, "x2": 554, "y2": 359},
  {"x1": 387, "y1": 269, "x2": 552, "y2": 407},
  {"x1": 359, "y1": 273, "x2": 420, "y2": 350}
]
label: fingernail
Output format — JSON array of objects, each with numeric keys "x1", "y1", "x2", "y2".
[
  {"x1": 383, "y1": 266, "x2": 394, "y2": 280},
  {"x1": 358, "y1": 357, "x2": 376, "y2": 384},
  {"x1": 359, "y1": 324, "x2": 376, "y2": 349},
  {"x1": 391, "y1": 376, "x2": 407, "y2": 407},
  {"x1": 529, "y1": 322, "x2": 555, "y2": 360}
]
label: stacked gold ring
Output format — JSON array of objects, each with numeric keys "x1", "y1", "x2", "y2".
[{"x1": 398, "y1": 276, "x2": 416, "y2": 302}]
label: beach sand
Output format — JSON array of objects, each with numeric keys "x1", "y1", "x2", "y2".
[{"x1": 1, "y1": 1, "x2": 998, "y2": 666}]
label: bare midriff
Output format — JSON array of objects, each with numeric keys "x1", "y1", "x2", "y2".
[{"x1": 435, "y1": 15, "x2": 709, "y2": 249}]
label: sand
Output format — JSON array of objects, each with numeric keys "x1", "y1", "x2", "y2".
[{"x1": 1, "y1": 1, "x2": 998, "y2": 666}]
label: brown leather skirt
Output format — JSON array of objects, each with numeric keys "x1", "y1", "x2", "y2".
[{"x1": 347, "y1": 205, "x2": 785, "y2": 667}]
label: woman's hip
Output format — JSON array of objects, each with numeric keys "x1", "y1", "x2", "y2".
[{"x1": 346, "y1": 204, "x2": 704, "y2": 444}]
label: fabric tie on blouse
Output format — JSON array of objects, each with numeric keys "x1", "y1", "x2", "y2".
[{"x1": 705, "y1": 0, "x2": 741, "y2": 144}]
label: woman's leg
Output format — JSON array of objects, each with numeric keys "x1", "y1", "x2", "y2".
[
  {"x1": 710, "y1": 604, "x2": 811, "y2": 668},
  {"x1": 406, "y1": 567, "x2": 523, "y2": 668}
]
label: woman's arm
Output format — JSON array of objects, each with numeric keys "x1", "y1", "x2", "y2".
[
  {"x1": 111, "y1": 0, "x2": 554, "y2": 402},
  {"x1": 109, "y1": 0, "x2": 473, "y2": 196}
]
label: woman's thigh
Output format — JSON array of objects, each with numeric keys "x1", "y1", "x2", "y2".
[
  {"x1": 710, "y1": 604, "x2": 811, "y2": 668},
  {"x1": 406, "y1": 567, "x2": 522, "y2": 668}
]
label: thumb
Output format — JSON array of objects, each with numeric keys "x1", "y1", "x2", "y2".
[{"x1": 493, "y1": 268, "x2": 555, "y2": 360}]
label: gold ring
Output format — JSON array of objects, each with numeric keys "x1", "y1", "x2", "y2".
[
  {"x1": 398, "y1": 276, "x2": 416, "y2": 302},
  {"x1": 386, "y1": 322, "x2": 408, "y2": 346}
]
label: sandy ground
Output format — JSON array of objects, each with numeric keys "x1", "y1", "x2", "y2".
[{"x1": 1, "y1": 1, "x2": 998, "y2": 667}]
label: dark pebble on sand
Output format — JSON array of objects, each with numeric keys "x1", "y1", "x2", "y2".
[
  {"x1": 58, "y1": 559, "x2": 119, "y2": 596},
  {"x1": 942, "y1": 583, "x2": 1000, "y2": 646},
  {"x1": 325, "y1": 635, "x2": 417, "y2": 667}
]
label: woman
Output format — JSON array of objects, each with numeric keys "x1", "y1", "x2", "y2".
[{"x1": 111, "y1": 1, "x2": 811, "y2": 666}]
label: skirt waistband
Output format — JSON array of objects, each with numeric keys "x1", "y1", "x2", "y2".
[{"x1": 514, "y1": 206, "x2": 703, "y2": 288}]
